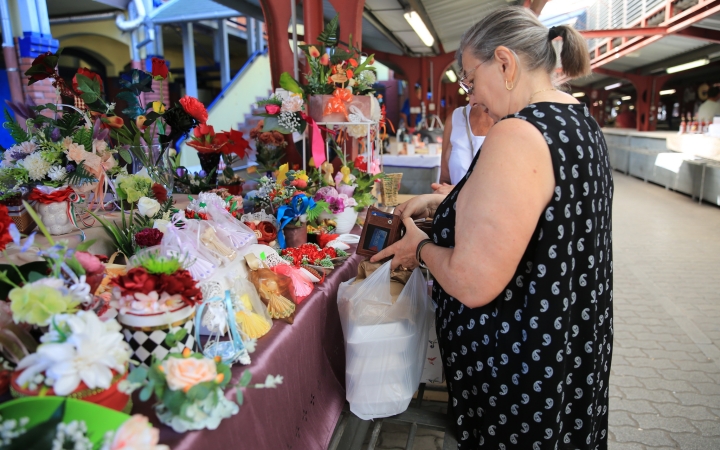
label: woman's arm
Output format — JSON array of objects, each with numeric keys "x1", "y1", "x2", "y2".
[
  {"x1": 372, "y1": 118, "x2": 555, "y2": 308},
  {"x1": 438, "y1": 114, "x2": 453, "y2": 185}
]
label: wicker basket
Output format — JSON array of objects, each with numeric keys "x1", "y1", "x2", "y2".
[
  {"x1": 9, "y1": 208, "x2": 37, "y2": 234},
  {"x1": 381, "y1": 173, "x2": 403, "y2": 207}
]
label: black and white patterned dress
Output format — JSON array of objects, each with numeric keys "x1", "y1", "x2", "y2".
[{"x1": 431, "y1": 102, "x2": 613, "y2": 449}]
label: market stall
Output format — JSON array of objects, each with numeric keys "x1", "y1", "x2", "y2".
[{"x1": 0, "y1": 18, "x2": 424, "y2": 448}]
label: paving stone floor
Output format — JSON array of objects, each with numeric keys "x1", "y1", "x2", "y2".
[{"x1": 363, "y1": 172, "x2": 720, "y2": 449}]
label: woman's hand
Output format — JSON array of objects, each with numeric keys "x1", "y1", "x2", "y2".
[
  {"x1": 369, "y1": 217, "x2": 429, "y2": 270},
  {"x1": 394, "y1": 194, "x2": 445, "y2": 220},
  {"x1": 431, "y1": 183, "x2": 455, "y2": 195}
]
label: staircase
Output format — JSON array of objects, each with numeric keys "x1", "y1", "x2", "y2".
[{"x1": 179, "y1": 49, "x2": 272, "y2": 171}]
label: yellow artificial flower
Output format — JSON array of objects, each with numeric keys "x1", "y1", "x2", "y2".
[
  {"x1": 151, "y1": 101, "x2": 166, "y2": 114},
  {"x1": 308, "y1": 157, "x2": 315, "y2": 168},
  {"x1": 341, "y1": 166, "x2": 351, "y2": 184},
  {"x1": 296, "y1": 171, "x2": 309, "y2": 182},
  {"x1": 276, "y1": 163, "x2": 289, "y2": 184}
]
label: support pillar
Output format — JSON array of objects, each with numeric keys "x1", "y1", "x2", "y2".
[
  {"x1": 326, "y1": 0, "x2": 365, "y2": 49},
  {"x1": 303, "y1": 0, "x2": 324, "y2": 45},
  {"x1": 181, "y1": 22, "x2": 198, "y2": 98},
  {"x1": 216, "y1": 19, "x2": 230, "y2": 87},
  {"x1": 259, "y1": 0, "x2": 294, "y2": 88},
  {"x1": 15, "y1": 0, "x2": 58, "y2": 107},
  {"x1": 247, "y1": 17, "x2": 257, "y2": 54},
  {"x1": 0, "y1": 0, "x2": 23, "y2": 105}
]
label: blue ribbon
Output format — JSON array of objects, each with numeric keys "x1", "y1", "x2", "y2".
[
  {"x1": 276, "y1": 194, "x2": 316, "y2": 249},
  {"x1": 195, "y1": 290, "x2": 248, "y2": 365}
]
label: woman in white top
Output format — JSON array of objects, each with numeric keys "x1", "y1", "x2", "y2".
[{"x1": 433, "y1": 104, "x2": 494, "y2": 194}]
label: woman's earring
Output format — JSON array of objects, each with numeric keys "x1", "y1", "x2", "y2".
[{"x1": 505, "y1": 79, "x2": 514, "y2": 91}]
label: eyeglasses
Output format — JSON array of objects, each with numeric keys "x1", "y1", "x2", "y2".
[{"x1": 459, "y1": 62, "x2": 484, "y2": 95}]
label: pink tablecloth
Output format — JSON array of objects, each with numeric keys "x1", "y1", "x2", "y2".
[{"x1": 133, "y1": 249, "x2": 364, "y2": 449}]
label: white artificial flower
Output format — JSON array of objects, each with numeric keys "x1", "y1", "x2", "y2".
[
  {"x1": 153, "y1": 219, "x2": 170, "y2": 233},
  {"x1": 360, "y1": 70, "x2": 377, "y2": 85},
  {"x1": 280, "y1": 94, "x2": 304, "y2": 113},
  {"x1": 47, "y1": 165, "x2": 68, "y2": 182},
  {"x1": 20, "y1": 152, "x2": 52, "y2": 181},
  {"x1": 137, "y1": 197, "x2": 161, "y2": 217},
  {"x1": 16, "y1": 311, "x2": 131, "y2": 396}
]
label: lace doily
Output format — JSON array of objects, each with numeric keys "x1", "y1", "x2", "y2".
[
  {"x1": 242, "y1": 244, "x2": 289, "y2": 268},
  {"x1": 240, "y1": 211, "x2": 277, "y2": 225}
]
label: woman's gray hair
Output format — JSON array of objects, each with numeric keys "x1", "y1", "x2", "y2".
[{"x1": 457, "y1": 6, "x2": 590, "y2": 79}]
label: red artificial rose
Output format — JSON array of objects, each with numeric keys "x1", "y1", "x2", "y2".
[
  {"x1": 265, "y1": 104, "x2": 281, "y2": 115},
  {"x1": 0, "y1": 205, "x2": 13, "y2": 252},
  {"x1": 179, "y1": 96, "x2": 208, "y2": 124},
  {"x1": 151, "y1": 183, "x2": 168, "y2": 203},
  {"x1": 135, "y1": 228, "x2": 164, "y2": 248},
  {"x1": 112, "y1": 267, "x2": 158, "y2": 296},
  {"x1": 151, "y1": 57, "x2": 169, "y2": 79},
  {"x1": 73, "y1": 67, "x2": 104, "y2": 95},
  {"x1": 258, "y1": 221, "x2": 277, "y2": 243},
  {"x1": 353, "y1": 155, "x2": 367, "y2": 172}
]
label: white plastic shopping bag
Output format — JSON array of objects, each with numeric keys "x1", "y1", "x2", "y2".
[{"x1": 337, "y1": 261, "x2": 433, "y2": 420}]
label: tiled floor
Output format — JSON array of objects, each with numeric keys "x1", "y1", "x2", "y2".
[{"x1": 360, "y1": 172, "x2": 720, "y2": 449}]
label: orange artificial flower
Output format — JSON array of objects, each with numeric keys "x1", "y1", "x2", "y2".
[
  {"x1": 320, "y1": 54, "x2": 330, "y2": 66},
  {"x1": 348, "y1": 58, "x2": 359, "y2": 68},
  {"x1": 308, "y1": 46, "x2": 320, "y2": 58},
  {"x1": 346, "y1": 69, "x2": 354, "y2": 79},
  {"x1": 136, "y1": 115, "x2": 148, "y2": 131},
  {"x1": 103, "y1": 116, "x2": 124, "y2": 129}
]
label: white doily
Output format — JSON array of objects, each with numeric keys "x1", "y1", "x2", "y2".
[
  {"x1": 239, "y1": 244, "x2": 289, "y2": 268},
  {"x1": 240, "y1": 211, "x2": 277, "y2": 225}
]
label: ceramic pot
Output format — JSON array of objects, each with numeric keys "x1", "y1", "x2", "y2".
[{"x1": 283, "y1": 223, "x2": 308, "y2": 248}]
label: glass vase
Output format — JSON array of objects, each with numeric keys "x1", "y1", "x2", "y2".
[{"x1": 128, "y1": 144, "x2": 174, "y2": 197}]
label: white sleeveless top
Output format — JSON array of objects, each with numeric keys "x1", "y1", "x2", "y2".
[{"x1": 448, "y1": 106, "x2": 486, "y2": 185}]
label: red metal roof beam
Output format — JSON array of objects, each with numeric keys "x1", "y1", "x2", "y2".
[
  {"x1": 578, "y1": 27, "x2": 669, "y2": 39},
  {"x1": 676, "y1": 26, "x2": 720, "y2": 45}
]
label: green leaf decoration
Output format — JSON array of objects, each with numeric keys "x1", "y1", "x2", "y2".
[
  {"x1": 173, "y1": 328, "x2": 188, "y2": 342},
  {"x1": 3, "y1": 109, "x2": 30, "y2": 143},
  {"x1": 257, "y1": 97, "x2": 282, "y2": 107},
  {"x1": 139, "y1": 384, "x2": 153, "y2": 401},
  {"x1": 127, "y1": 366, "x2": 149, "y2": 384},
  {"x1": 307, "y1": 200, "x2": 330, "y2": 222},
  {"x1": 186, "y1": 382, "x2": 213, "y2": 402},
  {"x1": 119, "y1": 148, "x2": 133, "y2": 164},
  {"x1": 317, "y1": 15, "x2": 339, "y2": 48},
  {"x1": 236, "y1": 390, "x2": 244, "y2": 406},
  {"x1": 262, "y1": 116, "x2": 280, "y2": 132},
  {"x1": 75, "y1": 73, "x2": 101, "y2": 98},
  {"x1": 56, "y1": 112, "x2": 83, "y2": 137},
  {"x1": 280, "y1": 72, "x2": 303, "y2": 95},
  {"x1": 75, "y1": 239, "x2": 97, "y2": 252},
  {"x1": 66, "y1": 161, "x2": 97, "y2": 186},
  {"x1": 239, "y1": 370, "x2": 252, "y2": 387}
]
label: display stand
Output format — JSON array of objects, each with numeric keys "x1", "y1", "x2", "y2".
[{"x1": 301, "y1": 120, "x2": 381, "y2": 171}]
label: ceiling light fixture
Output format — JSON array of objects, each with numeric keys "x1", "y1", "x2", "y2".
[
  {"x1": 666, "y1": 58, "x2": 709, "y2": 74},
  {"x1": 445, "y1": 70, "x2": 457, "y2": 83},
  {"x1": 621, "y1": 95, "x2": 632, "y2": 101},
  {"x1": 404, "y1": 11, "x2": 434, "y2": 47},
  {"x1": 604, "y1": 82, "x2": 622, "y2": 91},
  {"x1": 572, "y1": 92, "x2": 586, "y2": 98},
  {"x1": 659, "y1": 89, "x2": 676, "y2": 96}
]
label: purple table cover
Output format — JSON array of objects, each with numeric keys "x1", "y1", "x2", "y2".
[{"x1": 133, "y1": 250, "x2": 364, "y2": 450}]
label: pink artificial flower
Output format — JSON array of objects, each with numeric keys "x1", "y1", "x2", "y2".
[{"x1": 265, "y1": 104, "x2": 281, "y2": 115}]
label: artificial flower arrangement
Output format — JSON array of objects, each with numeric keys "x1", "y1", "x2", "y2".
[
  {"x1": 185, "y1": 122, "x2": 250, "y2": 185},
  {"x1": 254, "y1": 89, "x2": 308, "y2": 135},
  {"x1": 173, "y1": 164, "x2": 217, "y2": 195},
  {"x1": 283, "y1": 16, "x2": 377, "y2": 98},
  {"x1": 110, "y1": 251, "x2": 202, "y2": 368},
  {"x1": 121, "y1": 347, "x2": 283, "y2": 432},
  {"x1": 185, "y1": 194, "x2": 243, "y2": 221},
  {"x1": 10, "y1": 311, "x2": 132, "y2": 412},
  {"x1": 248, "y1": 121, "x2": 287, "y2": 175},
  {"x1": 90, "y1": 173, "x2": 174, "y2": 257},
  {"x1": 0, "y1": 399, "x2": 167, "y2": 450},
  {"x1": 281, "y1": 243, "x2": 347, "y2": 269}
]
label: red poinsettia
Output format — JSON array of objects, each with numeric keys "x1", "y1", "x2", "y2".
[
  {"x1": 73, "y1": 67, "x2": 104, "y2": 95},
  {"x1": 151, "y1": 57, "x2": 169, "y2": 79},
  {"x1": 0, "y1": 205, "x2": 13, "y2": 252},
  {"x1": 179, "y1": 96, "x2": 208, "y2": 123}
]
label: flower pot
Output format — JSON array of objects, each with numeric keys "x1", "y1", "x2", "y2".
[
  {"x1": 128, "y1": 144, "x2": 174, "y2": 195},
  {"x1": 334, "y1": 208, "x2": 359, "y2": 234},
  {"x1": 197, "y1": 152, "x2": 221, "y2": 185},
  {"x1": 10, "y1": 369, "x2": 130, "y2": 412},
  {"x1": 283, "y1": 223, "x2": 307, "y2": 248},
  {"x1": 117, "y1": 305, "x2": 197, "y2": 369},
  {"x1": 308, "y1": 94, "x2": 373, "y2": 123}
]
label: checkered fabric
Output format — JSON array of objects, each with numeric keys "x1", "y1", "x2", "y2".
[{"x1": 122, "y1": 318, "x2": 196, "y2": 368}]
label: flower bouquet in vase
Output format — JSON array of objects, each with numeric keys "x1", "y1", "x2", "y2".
[
  {"x1": 10, "y1": 310, "x2": 133, "y2": 412},
  {"x1": 186, "y1": 123, "x2": 250, "y2": 185},
  {"x1": 121, "y1": 348, "x2": 283, "y2": 432},
  {"x1": 110, "y1": 252, "x2": 203, "y2": 368}
]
